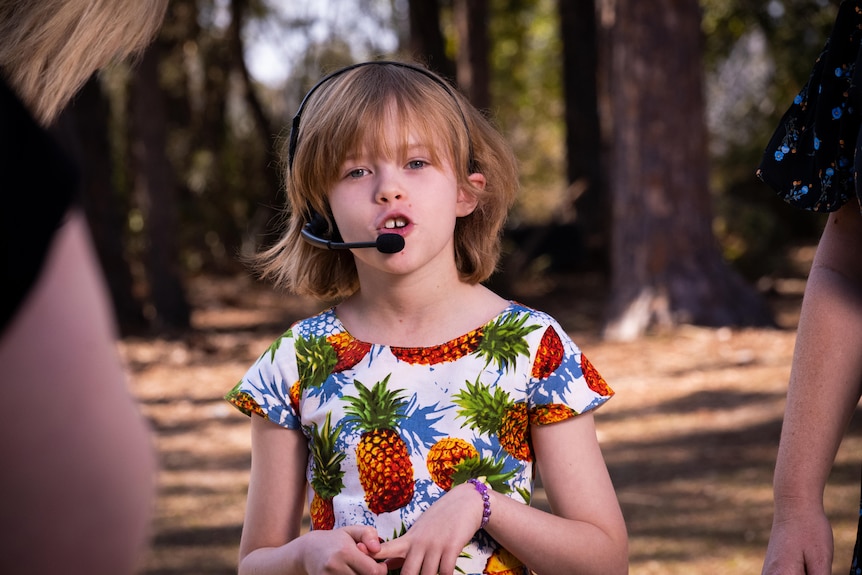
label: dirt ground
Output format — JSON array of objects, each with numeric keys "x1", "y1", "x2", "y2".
[{"x1": 125, "y1": 245, "x2": 862, "y2": 575}]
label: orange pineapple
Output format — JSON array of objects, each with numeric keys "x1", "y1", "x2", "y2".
[
  {"x1": 530, "y1": 326, "x2": 564, "y2": 379},
  {"x1": 288, "y1": 380, "x2": 301, "y2": 415},
  {"x1": 224, "y1": 380, "x2": 267, "y2": 419},
  {"x1": 344, "y1": 376, "x2": 414, "y2": 514},
  {"x1": 327, "y1": 332, "x2": 371, "y2": 372},
  {"x1": 529, "y1": 403, "x2": 575, "y2": 425},
  {"x1": 580, "y1": 354, "x2": 612, "y2": 396},
  {"x1": 426, "y1": 437, "x2": 478, "y2": 491},
  {"x1": 309, "y1": 412, "x2": 346, "y2": 530},
  {"x1": 483, "y1": 547, "x2": 525, "y2": 575},
  {"x1": 454, "y1": 378, "x2": 532, "y2": 461}
]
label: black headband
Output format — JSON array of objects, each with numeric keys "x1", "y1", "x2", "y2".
[{"x1": 286, "y1": 60, "x2": 477, "y2": 172}]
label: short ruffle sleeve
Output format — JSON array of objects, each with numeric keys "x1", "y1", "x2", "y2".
[
  {"x1": 756, "y1": 0, "x2": 862, "y2": 212},
  {"x1": 224, "y1": 329, "x2": 302, "y2": 429}
]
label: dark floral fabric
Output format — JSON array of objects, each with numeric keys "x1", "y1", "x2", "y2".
[{"x1": 756, "y1": 0, "x2": 862, "y2": 213}]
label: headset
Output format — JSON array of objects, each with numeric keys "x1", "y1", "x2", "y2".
[{"x1": 289, "y1": 61, "x2": 476, "y2": 254}]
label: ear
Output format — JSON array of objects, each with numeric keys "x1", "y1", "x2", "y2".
[{"x1": 456, "y1": 172, "x2": 485, "y2": 217}]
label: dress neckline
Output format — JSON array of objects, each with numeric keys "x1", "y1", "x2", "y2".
[{"x1": 327, "y1": 300, "x2": 520, "y2": 349}]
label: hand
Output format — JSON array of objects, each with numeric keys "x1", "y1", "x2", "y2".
[
  {"x1": 372, "y1": 482, "x2": 485, "y2": 575},
  {"x1": 761, "y1": 504, "x2": 833, "y2": 575},
  {"x1": 302, "y1": 525, "x2": 389, "y2": 575}
]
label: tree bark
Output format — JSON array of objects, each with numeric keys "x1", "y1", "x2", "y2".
[
  {"x1": 454, "y1": 0, "x2": 490, "y2": 110},
  {"x1": 130, "y1": 41, "x2": 191, "y2": 330},
  {"x1": 407, "y1": 0, "x2": 456, "y2": 79},
  {"x1": 65, "y1": 78, "x2": 147, "y2": 333},
  {"x1": 604, "y1": 0, "x2": 773, "y2": 340},
  {"x1": 559, "y1": 0, "x2": 608, "y2": 270},
  {"x1": 229, "y1": 0, "x2": 282, "y2": 252}
]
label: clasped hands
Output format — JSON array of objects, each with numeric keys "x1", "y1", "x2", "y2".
[{"x1": 315, "y1": 481, "x2": 486, "y2": 575}]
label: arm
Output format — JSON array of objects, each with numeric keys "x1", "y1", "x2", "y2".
[
  {"x1": 0, "y1": 212, "x2": 156, "y2": 575},
  {"x1": 762, "y1": 202, "x2": 862, "y2": 575},
  {"x1": 237, "y1": 414, "x2": 388, "y2": 575},
  {"x1": 496, "y1": 412, "x2": 628, "y2": 574},
  {"x1": 375, "y1": 412, "x2": 628, "y2": 575}
]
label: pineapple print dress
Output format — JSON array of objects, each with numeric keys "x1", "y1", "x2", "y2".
[{"x1": 226, "y1": 302, "x2": 614, "y2": 575}]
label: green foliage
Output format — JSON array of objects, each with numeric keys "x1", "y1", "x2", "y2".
[
  {"x1": 488, "y1": 0, "x2": 565, "y2": 225},
  {"x1": 702, "y1": 0, "x2": 840, "y2": 276},
  {"x1": 100, "y1": 0, "x2": 845, "y2": 290}
]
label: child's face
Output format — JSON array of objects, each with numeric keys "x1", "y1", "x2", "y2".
[{"x1": 328, "y1": 109, "x2": 482, "y2": 277}]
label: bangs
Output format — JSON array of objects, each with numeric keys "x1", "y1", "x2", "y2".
[{"x1": 351, "y1": 97, "x2": 453, "y2": 167}]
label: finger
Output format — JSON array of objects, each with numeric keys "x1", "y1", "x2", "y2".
[
  {"x1": 437, "y1": 552, "x2": 458, "y2": 575},
  {"x1": 375, "y1": 537, "x2": 407, "y2": 560},
  {"x1": 346, "y1": 549, "x2": 389, "y2": 575},
  {"x1": 342, "y1": 524, "x2": 380, "y2": 545},
  {"x1": 358, "y1": 530, "x2": 383, "y2": 555}
]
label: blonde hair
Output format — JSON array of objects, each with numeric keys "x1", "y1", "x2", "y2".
[
  {"x1": 0, "y1": 0, "x2": 168, "y2": 126},
  {"x1": 257, "y1": 61, "x2": 519, "y2": 301}
]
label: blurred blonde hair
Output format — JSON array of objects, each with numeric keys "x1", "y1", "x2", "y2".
[
  {"x1": 257, "y1": 61, "x2": 519, "y2": 301},
  {"x1": 0, "y1": 0, "x2": 168, "y2": 126}
]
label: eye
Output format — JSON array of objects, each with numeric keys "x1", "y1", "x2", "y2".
[
  {"x1": 406, "y1": 159, "x2": 428, "y2": 170},
  {"x1": 346, "y1": 167, "x2": 369, "y2": 179}
]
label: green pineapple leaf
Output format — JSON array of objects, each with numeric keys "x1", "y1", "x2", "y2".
[
  {"x1": 450, "y1": 455, "x2": 515, "y2": 493},
  {"x1": 343, "y1": 375, "x2": 408, "y2": 431},
  {"x1": 309, "y1": 412, "x2": 346, "y2": 498},
  {"x1": 476, "y1": 312, "x2": 540, "y2": 372},
  {"x1": 453, "y1": 376, "x2": 510, "y2": 434},
  {"x1": 295, "y1": 334, "x2": 338, "y2": 390},
  {"x1": 262, "y1": 328, "x2": 293, "y2": 362}
]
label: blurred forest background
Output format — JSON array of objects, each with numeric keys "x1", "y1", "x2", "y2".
[
  {"x1": 59, "y1": 0, "x2": 839, "y2": 339},
  {"x1": 69, "y1": 1, "x2": 859, "y2": 573}
]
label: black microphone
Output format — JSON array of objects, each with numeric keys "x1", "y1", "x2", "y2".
[{"x1": 301, "y1": 225, "x2": 405, "y2": 254}]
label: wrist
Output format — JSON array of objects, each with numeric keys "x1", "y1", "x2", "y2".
[
  {"x1": 771, "y1": 492, "x2": 825, "y2": 514},
  {"x1": 467, "y1": 477, "x2": 491, "y2": 530}
]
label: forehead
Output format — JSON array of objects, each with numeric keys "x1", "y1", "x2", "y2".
[{"x1": 348, "y1": 103, "x2": 450, "y2": 160}]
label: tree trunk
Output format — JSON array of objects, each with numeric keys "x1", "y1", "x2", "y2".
[
  {"x1": 66, "y1": 77, "x2": 147, "y2": 333},
  {"x1": 454, "y1": 0, "x2": 490, "y2": 110},
  {"x1": 604, "y1": 0, "x2": 773, "y2": 340},
  {"x1": 559, "y1": 0, "x2": 608, "y2": 270},
  {"x1": 229, "y1": 0, "x2": 283, "y2": 253},
  {"x1": 130, "y1": 41, "x2": 191, "y2": 330},
  {"x1": 407, "y1": 0, "x2": 456, "y2": 79}
]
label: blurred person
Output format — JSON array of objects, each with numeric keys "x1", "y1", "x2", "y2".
[
  {"x1": 757, "y1": 1, "x2": 862, "y2": 573},
  {"x1": 0, "y1": 1, "x2": 167, "y2": 573}
]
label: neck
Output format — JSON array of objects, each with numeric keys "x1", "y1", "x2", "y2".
[{"x1": 337, "y1": 273, "x2": 505, "y2": 347}]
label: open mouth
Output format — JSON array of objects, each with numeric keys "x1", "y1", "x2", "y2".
[{"x1": 383, "y1": 217, "x2": 408, "y2": 230}]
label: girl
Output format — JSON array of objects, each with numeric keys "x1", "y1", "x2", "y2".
[{"x1": 227, "y1": 60, "x2": 628, "y2": 575}]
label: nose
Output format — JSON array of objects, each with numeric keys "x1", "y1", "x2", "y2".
[{"x1": 374, "y1": 168, "x2": 405, "y2": 204}]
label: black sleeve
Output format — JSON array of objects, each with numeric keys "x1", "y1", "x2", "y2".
[
  {"x1": 756, "y1": 0, "x2": 862, "y2": 212},
  {"x1": 0, "y1": 75, "x2": 79, "y2": 334}
]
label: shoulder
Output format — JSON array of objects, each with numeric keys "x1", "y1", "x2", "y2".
[
  {"x1": 502, "y1": 302, "x2": 575, "y2": 345},
  {"x1": 286, "y1": 308, "x2": 340, "y2": 339}
]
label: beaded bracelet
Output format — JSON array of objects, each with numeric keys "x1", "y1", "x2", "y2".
[{"x1": 467, "y1": 477, "x2": 491, "y2": 529}]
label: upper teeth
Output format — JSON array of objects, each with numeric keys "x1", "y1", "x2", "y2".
[{"x1": 384, "y1": 217, "x2": 407, "y2": 229}]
